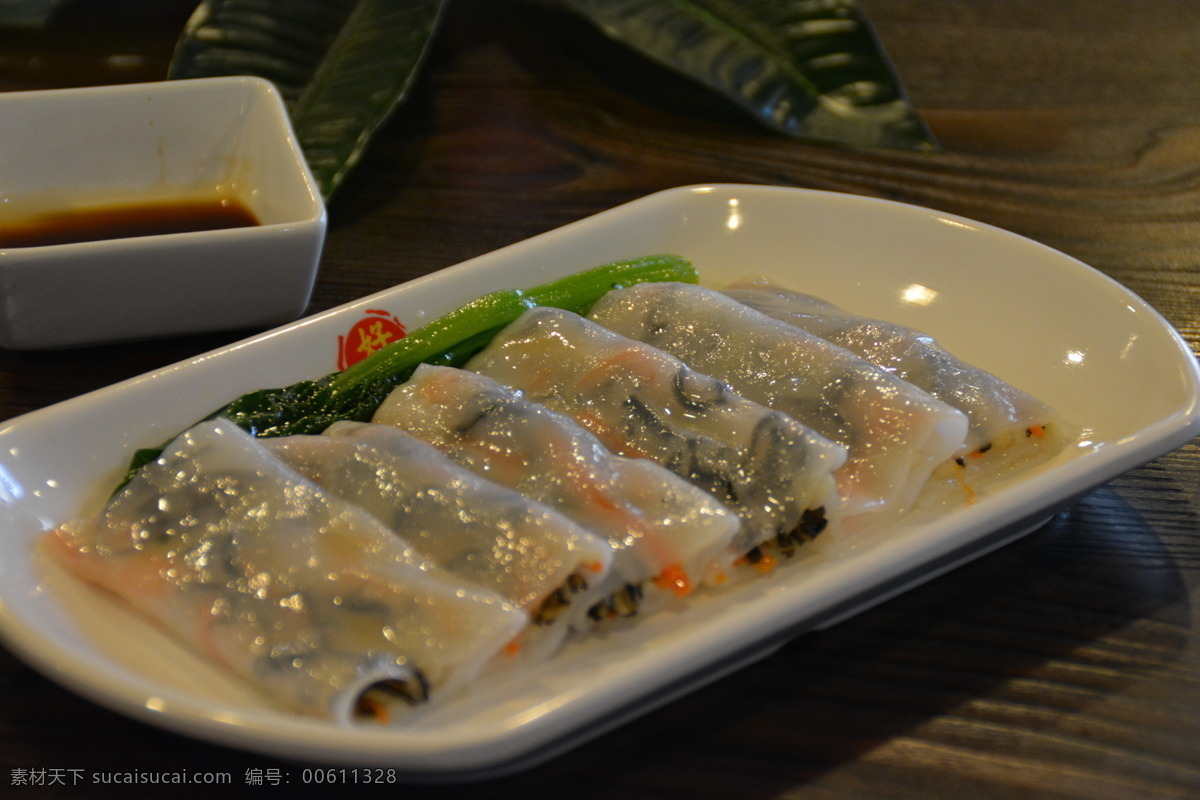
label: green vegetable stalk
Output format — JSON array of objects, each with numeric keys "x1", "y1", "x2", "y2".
[{"x1": 118, "y1": 254, "x2": 698, "y2": 490}]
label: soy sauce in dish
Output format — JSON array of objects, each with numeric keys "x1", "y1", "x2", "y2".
[{"x1": 0, "y1": 196, "x2": 260, "y2": 248}]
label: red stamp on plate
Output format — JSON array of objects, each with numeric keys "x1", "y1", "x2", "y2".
[{"x1": 337, "y1": 309, "x2": 406, "y2": 370}]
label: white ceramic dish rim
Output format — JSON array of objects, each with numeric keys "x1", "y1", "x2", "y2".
[{"x1": 0, "y1": 184, "x2": 1197, "y2": 778}]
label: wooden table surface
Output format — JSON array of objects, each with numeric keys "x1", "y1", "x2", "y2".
[{"x1": 1, "y1": 1, "x2": 1198, "y2": 797}]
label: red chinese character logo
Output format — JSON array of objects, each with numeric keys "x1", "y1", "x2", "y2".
[{"x1": 337, "y1": 309, "x2": 406, "y2": 370}]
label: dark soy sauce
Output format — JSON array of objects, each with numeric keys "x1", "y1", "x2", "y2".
[{"x1": 0, "y1": 197, "x2": 261, "y2": 248}]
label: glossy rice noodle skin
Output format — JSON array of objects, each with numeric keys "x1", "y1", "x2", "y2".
[
  {"x1": 45, "y1": 419, "x2": 526, "y2": 724},
  {"x1": 370, "y1": 364, "x2": 742, "y2": 608},
  {"x1": 723, "y1": 276, "x2": 1074, "y2": 493},
  {"x1": 263, "y1": 425, "x2": 612, "y2": 655},
  {"x1": 587, "y1": 282, "x2": 971, "y2": 524},
  {"x1": 465, "y1": 307, "x2": 847, "y2": 560}
]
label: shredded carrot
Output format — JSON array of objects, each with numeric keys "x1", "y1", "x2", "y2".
[
  {"x1": 575, "y1": 347, "x2": 660, "y2": 394},
  {"x1": 753, "y1": 553, "x2": 778, "y2": 575},
  {"x1": 1027, "y1": 424, "x2": 1045, "y2": 439},
  {"x1": 572, "y1": 408, "x2": 646, "y2": 457},
  {"x1": 461, "y1": 438, "x2": 529, "y2": 478},
  {"x1": 48, "y1": 532, "x2": 176, "y2": 603},
  {"x1": 652, "y1": 564, "x2": 693, "y2": 598},
  {"x1": 734, "y1": 548, "x2": 776, "y2": 573},
  {"x1": 504, "y1": 639, "x2": 523, "y2": 658},
  {"x1": 357, "y1": 696, "x2": 390, "y2": 725},
  {"x1": 194, "y1": 607, "x2": 226, "y2": 667},
  {"x1": 415, "y1": 368, "x2": 457, "y2": 404},
  {"x1": 952, "y1": 460, "x2": 977, "y2": 505},
  {"x1": 576, "y1": 473, "x2": 621, "y2": 514}
]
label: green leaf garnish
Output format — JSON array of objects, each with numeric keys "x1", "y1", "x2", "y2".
[
  {"x1": 167, "y1": 0, "x2": 936, "y2": 198},
  {"x1": 553, "y1": 0, "x2": 938, "y2": 151},
  {"x1": 168, "y1": 0, "x2": 448, "y2": 199}
]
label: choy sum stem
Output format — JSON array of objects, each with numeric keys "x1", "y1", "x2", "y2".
[{"x1": 118, "y1": 254, "x2": 698, "y2": 491}]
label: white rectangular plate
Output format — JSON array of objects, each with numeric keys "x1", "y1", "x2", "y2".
[{"x1": 2, "y1": 184, "x2": 1197, "y2": 779}]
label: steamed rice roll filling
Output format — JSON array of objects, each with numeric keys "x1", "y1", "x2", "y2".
[
  {"x1": 587, "y1": 282, "x2": 970, "y2": 525},
  {"x1": 45, "y1": 419, "x2": 526, "y2": 724},
  {"x1": 369, "y1": 364, "x2": 743, "y2": 613},
  {"x1": 262, "y1": 425, "x2": 613, "y2": 657},
  {"x1": 465, "y1": 307, "x2": 847, "y2": 569},
  {"x1": 723, "y1": 277, "x2": 1074, "y2": 499}
]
